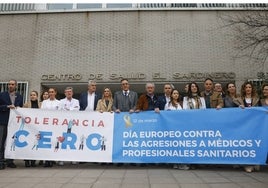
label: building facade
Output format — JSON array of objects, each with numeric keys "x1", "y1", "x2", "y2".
[{"x1": 0, "y1": 5, "x2": 267, "y2": 100}]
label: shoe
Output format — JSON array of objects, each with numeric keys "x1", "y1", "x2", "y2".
[
  {"x1": 116, "y1": 163, "x2": 124, "y2": 167},
  {"x1": 71, "y1": 161, "x2": 77, "y2": 165},
  {"x1": 254, "y1": 165, "x2": 260, "y2": 171},
  {"x1": 25, "y1": 161, "x2": 31, "y2": 167},
  {"x1": 173, "y1": 164, "x2": 178, "y2": 169},
  {"x1": 44, "y1": 161, "x2": 53, "y2": 167},
  {"x1": 0, "y1": 164, "x2": 5, "y2": 170},
  {"x1": 31, "y1": 161, "x2": 36, "y2": 167},
  {"x1": 7, "y1": 162, "x2": 17, "y2": 168},
  {"x1": 190, "y1": 165, "x2": 197, "y2": 170},
  {"x1": 233, "y1": 165, "x2": 240, "y2": 169},
  {"x1": 178, "y1": 164, "x2": 190, "y2": 170},
  {"x1": 58, "y1": 161, "x2": 64, "y2": 166},
  {"x1": 244, "y1": 166, "x2": 254, "y2": 173}
]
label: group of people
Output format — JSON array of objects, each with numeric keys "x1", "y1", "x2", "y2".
[{"x1": 0, "y1": 78, "x2": 268, "y2": 172}]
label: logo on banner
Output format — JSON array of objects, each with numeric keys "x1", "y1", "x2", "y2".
[{"x1": 123, "y1": 115, "x2": 132, "y2": 128}]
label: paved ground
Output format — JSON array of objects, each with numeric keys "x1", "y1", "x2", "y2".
[{"x1": 0, "y1": 161, "x2": 268, "y2": 188}]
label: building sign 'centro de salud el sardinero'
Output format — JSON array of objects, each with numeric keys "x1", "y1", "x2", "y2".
[{"x1": 41, "y1": 72, "x2": 236, "y2": 81}]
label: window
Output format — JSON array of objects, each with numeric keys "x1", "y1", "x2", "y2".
[
  {"x1": 0, "y1": 81, "x2": 28, "y2": 103},
  {"x1": 106, "y1": 4, "x2": 132, "y2": 8},
  {"x1": 47, "y1": 4, "x2": 73, "y2": 10},
  {"x1": 77, "y1": 4, "x2": 102, "y2": 9}
]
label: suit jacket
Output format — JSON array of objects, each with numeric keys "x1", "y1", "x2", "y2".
[
  {"x1": 0, "y1": 91, "x2": 23, "y2": 125},
  {"x1": 233, "y1": 96, "x2": 260, "y2": 107},
  {"x1": 113, "y1": 90, "x2": 138, "y2": 112},
  {"x1": 79, "y1": 92, "x2": 101, "y2": 111},
  {"x1": 158, "y1": 95, "x2": 169, "y2": 110},
  {"x1": 200, "y1": 91, "x2": 224, "y2": 108},
  {"x1": 96, "y1": 99, "x2": 113, "y2": 112}
]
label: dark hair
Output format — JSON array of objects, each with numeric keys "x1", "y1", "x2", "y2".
[
  {"x1": 261, "y1": 83, "x2": 268, "y2": 91},
  {"x1": 121, "y1": 79, "x2": 129, "y2": 83},
  {"x1": 40, "y1": 90, "x2": 48, "y2": 101},
  {"x1": 31, "y1": 90, "x2": 39, "y2": 97},
  {"x1": 49, "y1": 87, "x2": 57, "y2": 93},
  {"x1": 204, "y1": 78, "x2": 213, "y2": 83},
  {"x1": 240, "y1": 81, "x2": 257, "y2": 98},
  {"x1": 168, "y1": 89, "x2": 180, "y2": 108},
  {"x1": 225, "y1": 82, "x2": 236, "y2": 96},
  {"x1": 187, "y1": 82, "x2": 201, "y2": 98}
]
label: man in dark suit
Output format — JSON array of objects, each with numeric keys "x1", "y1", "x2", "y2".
[
  {"x1": 113, "y1": 79, "x2": 138, "y2": 113},
  {"x1": 158, "y1": 83, "x2": 174, "y2": 110},
  {"x1": 0, "y1": 79, "x2": 23, "y2": 169},
  {"x1": 79, "y1": 80, "x2": 101, "y2": 111}
]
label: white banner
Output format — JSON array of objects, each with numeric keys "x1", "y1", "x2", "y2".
[{"x1": 5, "y1": 108, "x2": 114, "y2": 162}]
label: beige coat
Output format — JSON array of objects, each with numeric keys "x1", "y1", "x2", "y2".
[
  {"x1": 96, "y1": 99, "x2": 113, "y2": 112},
  {"x1": 233, "y1": 97, "x2": 259, "y2": 107}
]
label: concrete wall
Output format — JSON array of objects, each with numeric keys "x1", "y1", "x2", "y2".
[{"x1": 0, "y1": 10, "x2": 265, "y2": 96}]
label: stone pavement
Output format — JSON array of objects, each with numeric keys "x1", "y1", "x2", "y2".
[{"x1": 0, "y1": 161, "x2": 268, "y2": 188}]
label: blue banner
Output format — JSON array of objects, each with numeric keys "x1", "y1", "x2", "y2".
[{"x1": 113, "y1": 107, "x2": 268, "y2": 164}]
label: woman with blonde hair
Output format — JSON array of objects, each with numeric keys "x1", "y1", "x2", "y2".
[
  {"x1": 23, "y1": 90, "x2": 41, "y2": 167},
  {"x1": 96, "y1": 87, "x2": 113, "y2": 113}
]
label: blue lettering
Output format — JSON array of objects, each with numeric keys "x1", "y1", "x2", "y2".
[
  {"x1": 38, "y1": 131, "x2": 52, "y2": 149},
  {"x1": 15, "y1": 130, "x2": 29, "y2": 147},
  {"x1": 61, "y1": 133, "x2": 77, "y2": 149},
  {"x1": 86, "y1": 133, "x2": 101, "y2": 150}
]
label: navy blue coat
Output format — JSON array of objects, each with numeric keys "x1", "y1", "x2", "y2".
[
  {"x1": 0, "y1": 91, "x2": 23, "y2": 125},
  {"x1": 158, "y1": 95, "x2": 167, "y2": 110},
  {"x1": 79, "y1": 92, "x2": 101, "y2": 111}
]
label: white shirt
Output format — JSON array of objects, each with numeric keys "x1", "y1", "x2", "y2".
[
  {"x1": 59, "y1": 98, "x2": 80, "y2": 111},
  {"x1": 85, "y1": 92, "x2": 95, "y2": 111},
  {"x1": 183, "y1": 96, "x2": 206, "y2": 110},
  {"x1": 41, "y1": 99, "x2": 60, "y2": 110},
  {"x1": 164, "y1": 102, "x2": 182, "y2": 110},
  {"x1": 122, "y1": 90, "x2": 129, "y2": 96},
  {"x1": 165, "y1": 95, "x2": 171, "y2": 104}
]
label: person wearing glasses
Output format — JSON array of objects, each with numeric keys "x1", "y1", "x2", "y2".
[
  {"x1": 58, "y1": 87, "x2": 80, "y2": 166},
  {"x1": 79, "y1": 80, "x2": 101, "y2": 111},
  {"x1": 113, "y1": 79, "x2": 138, "y2": 113},
  {"x1": 0, "y1": 79, "x2": 23, "y2": 170}
]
